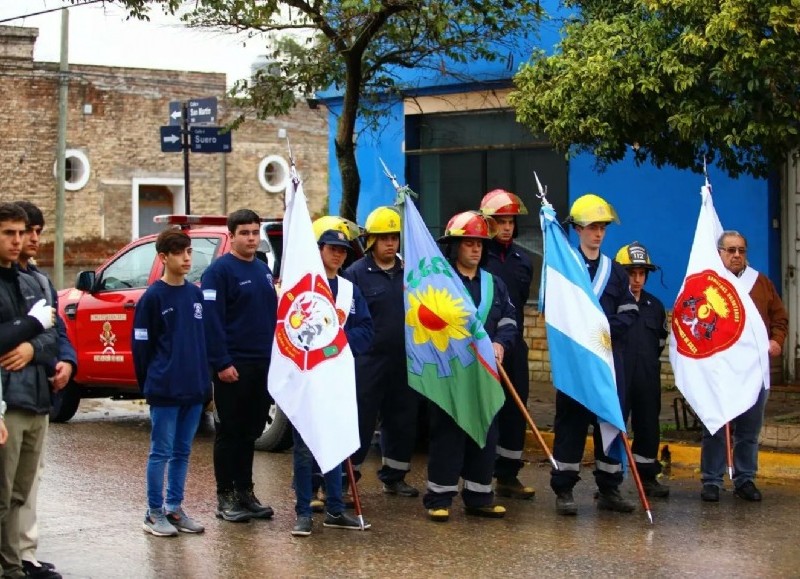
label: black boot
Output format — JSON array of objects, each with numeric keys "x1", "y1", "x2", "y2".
[
  {"x1": 236, "y1": 486, "x2": 275, "y2": 519},
  {"x1": 555, "y1": 490, "x2": 577, "y2": 516},
  {"x1": 642, "y1": 476, "x2": 670, "y2": 498},
  {"x1": 596, "y1": 488, "x2": 635, "y2": 513},
  {"x1": 216, "y1": 490, "x2": 252, "y2": 522}
]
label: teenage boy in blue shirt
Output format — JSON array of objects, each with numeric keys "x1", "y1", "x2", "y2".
[
  {"x1": 202, "y1": 209, "x2": 278, "y2": 522},
  {"x1": 133, "y1": 229, "x2": 209, "y2": 536}
]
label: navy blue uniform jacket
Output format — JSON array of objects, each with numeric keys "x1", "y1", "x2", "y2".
[
  {"x1": 201, "y1": 253, "x2": 278, "y2": 372},
  {"x1": 132, "y1": 280, "x2": 210, "y2": 406},
  {"x1": 343, "y1": 254, "x2": 404, "y2": 356}
]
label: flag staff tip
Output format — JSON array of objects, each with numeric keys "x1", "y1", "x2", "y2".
[
  {"x1": 379, "y1": 157, "x2": 417, "y2": 204},
  {"x1": 534, "y1": 171, "x2": 552, "y2": 208},
  {"x1": 702, "y1": 155, "x2": 711, "y2": 189}
]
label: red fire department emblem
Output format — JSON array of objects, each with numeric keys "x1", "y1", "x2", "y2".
[
  {"x1": 275, "y1": 273, "x2": 348, "y2": 370},
  {"x1": 672, "y1": 270, "x2": 746, "y2": 359}
]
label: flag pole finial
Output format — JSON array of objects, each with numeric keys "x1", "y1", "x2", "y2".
[
  {"x1": 379, "y1": 158, "x2": 417, "y2": 205},
  {"x1": 534, "y1": 171, "x2": 552, "y2": 208},
  {"x1": 702, "y1": 156, "x2": 711, "y2": 191}
]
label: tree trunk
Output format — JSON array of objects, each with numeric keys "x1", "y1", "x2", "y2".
[
  {"x1": 336, "y1": 57, "x2": 363, "y2": 222},
  {"x1": 336, "y1": 134, "x2": 360, "y2": 222}
]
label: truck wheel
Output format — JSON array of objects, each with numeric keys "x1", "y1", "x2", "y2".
[
  {"x1": 50, "y1": 382, "x2": 81, "y2": 423},
  {"x1": 254, "y1": 402, "x2": 293, "y2": 452}
]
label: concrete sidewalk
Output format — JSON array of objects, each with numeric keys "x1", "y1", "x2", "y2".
[{"x1": 523, "y1": 381, "x2": 800, "y2": 481}]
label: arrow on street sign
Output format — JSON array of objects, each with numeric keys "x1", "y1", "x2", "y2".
[
  {"x1": 160, "y1": 125, "x2": 183, "y2": 153},
  {"x1": 168, "y1": 101, "x2": 182, "y2": 126},
  {"x1": 190, "y1": 126, "x2": 232, "y2": 153}
]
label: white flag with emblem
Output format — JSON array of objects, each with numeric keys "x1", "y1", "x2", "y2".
[
  {"x1": 267, "y1": 174, "x2": 359, "y2": 473},
  {"x1": 668, "y1": 185, "x2": 770, "y2": 435}
]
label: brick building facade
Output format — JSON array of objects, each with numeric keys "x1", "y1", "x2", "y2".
[
  {"x1": 2, "y1": 25, "x2": 682, "y2": 386},
  {"x1": 0, "y1": 25, "x2": 328, "y2": 260}
]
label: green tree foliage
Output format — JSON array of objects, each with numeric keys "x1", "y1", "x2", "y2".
[
  {"x1": 98, "y1": 0, "x2": 543, "y2": 219},
  {"x1": 511, "y1": 0, "x2": 800, "y2": 178}
]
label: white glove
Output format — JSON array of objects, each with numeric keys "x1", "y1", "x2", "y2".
[{"x1": 28, "y1": 299, "x2": 55, "y2": 330}]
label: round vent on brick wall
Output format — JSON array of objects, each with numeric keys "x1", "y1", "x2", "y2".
[
  {"x1": 53, "y1": 149, "x2": 90, "y2": 191},
  {"x1": 258, "y1": 154, "x2": 290, "y2": 194}
]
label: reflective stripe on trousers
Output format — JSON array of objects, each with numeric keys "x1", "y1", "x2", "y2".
[
  {"x1": 496, "y1": 445, "x2": 523, "y2": 460},
  {"x1": 382, "y1": 457, "x2": 411, "y2": 471},
  {"x1": 463, "y1": 479, "x2": 493, "y2": 494},
  {"x1": 427, "y1": 481, "x2": 459, "y2": 494},
  {"x1": 555, "y1": 460, "x2": 580, "y2": 472},
  {"x1": 595, "y1": 460, "x2": 623, "y2": 474}
]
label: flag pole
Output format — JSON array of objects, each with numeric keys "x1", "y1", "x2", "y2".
[
  {"x1": 496, "y1": 362, "x2": 558, "y2": 470},
  {"x1": 724, "y1": 423, "x2": 735, "y2": 480},
  {"x1": 621, "y1": 433, "x2": 654, "y2": 524},
  {"x1": 344, "y1": 458, "x2": 366, "y2": 530},
  {"x1": 703, "y1": 158, "x2": 735, "y2": 480}
]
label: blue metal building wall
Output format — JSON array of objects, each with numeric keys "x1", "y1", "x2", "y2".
[
  {"x1": 569, "y1": 153, "x2": 770, "y2": 307},
  {"x1": 325, "y1": 100, "x2": 405, "y2": 224}
]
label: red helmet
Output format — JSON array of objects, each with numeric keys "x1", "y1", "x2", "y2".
[
  {"x1": 439, "y1": 211, "x2": 498, "y2": 241},
  {"x1": 479, "y1": 189, "x2": 528, "y2": 216}
]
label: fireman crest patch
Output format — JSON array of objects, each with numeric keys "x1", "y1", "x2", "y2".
[
  {"x1": 672, "y1": 270, "x2": 746, "y2": 359},
  {"x1": 275, "y1": 273, "x2": 347, "y2": 370}
]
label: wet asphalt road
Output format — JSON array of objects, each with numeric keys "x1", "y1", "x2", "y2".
[{"x1": 35, "y1": 401, "x2": 800, "y2": 578}]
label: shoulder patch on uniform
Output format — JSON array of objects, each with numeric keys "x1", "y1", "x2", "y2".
[
  {"x1": 134, "y1": 328, "x2": 148, "y2": 340},
  {"x1": 202, "y1": 289, "x2": 217, "y2": 301}
]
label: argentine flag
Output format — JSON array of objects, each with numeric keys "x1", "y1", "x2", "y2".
[{"x1": 539, "y1": 204, "x2": 626, "y2": 453}]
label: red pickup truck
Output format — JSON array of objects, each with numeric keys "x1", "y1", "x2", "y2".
[{"x1": 54, "y1": 215, "x2": 295, "y2": 452}]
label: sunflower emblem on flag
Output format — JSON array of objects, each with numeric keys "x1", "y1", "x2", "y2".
[{"x1": 406, "y1": 286, "x2": 469, "y2": 351}]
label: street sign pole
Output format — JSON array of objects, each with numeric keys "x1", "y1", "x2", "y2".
[{"x1": 182, "y1": 101, "x2": 191, "y2": 214}]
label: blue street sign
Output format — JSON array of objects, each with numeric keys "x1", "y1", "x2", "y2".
[
  {"x1": 160, "y1": 125, "x2": 182, "y2": 153},
  {"x1": 168, "y1": 101, "x2": 182, "y2": 125},
  {"x1": 187, "y1": 97, "x2": 217, "y2": 124},
  {"x1": 190, "y1": 126, "x2": 232, "y2": 153}
]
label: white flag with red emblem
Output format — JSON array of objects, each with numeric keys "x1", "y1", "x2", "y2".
[
  {"x1": 668, "y1": 185, "x2": 770, "y2": 435},
  {"x1": 267, "y1": 174, "x2": 359, "y2": 473}
]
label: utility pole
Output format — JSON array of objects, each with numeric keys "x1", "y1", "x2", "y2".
[{"x1": 54, "y1": 8, "x2": 69, "y2": 289}]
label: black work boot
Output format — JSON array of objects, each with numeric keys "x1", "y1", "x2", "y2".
[
  {"x1": 700, "y1": 483, "x2": 720, "y2": 502},
  {"x1": 596, "y1": 488, "x2": 636, "y2": 513},
  {"x1": 382, "y1": 479, "x2": 419, "y2": 497},
  {"x1": 236, "y1": 486, "x2": 275, "y2": 519},
  {"x1": 734, "y1": 481, "x2": 762, "y2": 502},
  {"x1": 555, "y1": 490, "x2": 578, "y2": 516},
  {"x1": 216, "y1": 490, "x2": 252, "y2": 522},
  {"x1": 495, "y1": 477, "x2": 536, "y2": 500},
  {"x1": 642, "y1": 477, "x2": 670, "y2": 498}
]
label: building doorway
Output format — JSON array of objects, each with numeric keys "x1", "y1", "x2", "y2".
[{"x1": 131, "y1": 178, "x2": 184, "y2": 239}]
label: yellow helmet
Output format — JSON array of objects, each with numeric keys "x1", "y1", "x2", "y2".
[
  {"x1": 615, "y1": 241, "x2": 658, "y2": 271},
  {"x1": 566, "y1": 194, "x2": 619, "y2": 227},
  {"x1": 312, "y1": 215, "x2": 361, "y2": 242},
  {"x1": 364, "y1": 206, "x2": 401, "y2": 250}
]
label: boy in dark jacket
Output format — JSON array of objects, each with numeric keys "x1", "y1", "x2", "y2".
[
  {"x1": 615, "y1": 242, "x2": 670, "y2": 498},
  {"x1": 133, "y1": 229, "x2": 209, "y2": 537},
  {"x1": 0, "y1": 202, "x2": 58, "y2": 578}
]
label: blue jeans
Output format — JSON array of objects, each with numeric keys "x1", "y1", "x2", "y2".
[
  {"x1": 292, "y1": 428, "x2": 345, "y2": 517},
  {"x1": 701, "y1": 388, "x2": 768, "y2": 488},
  {"x1": 147, "y1": 404, "x2": 203, "y2": 511}
]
